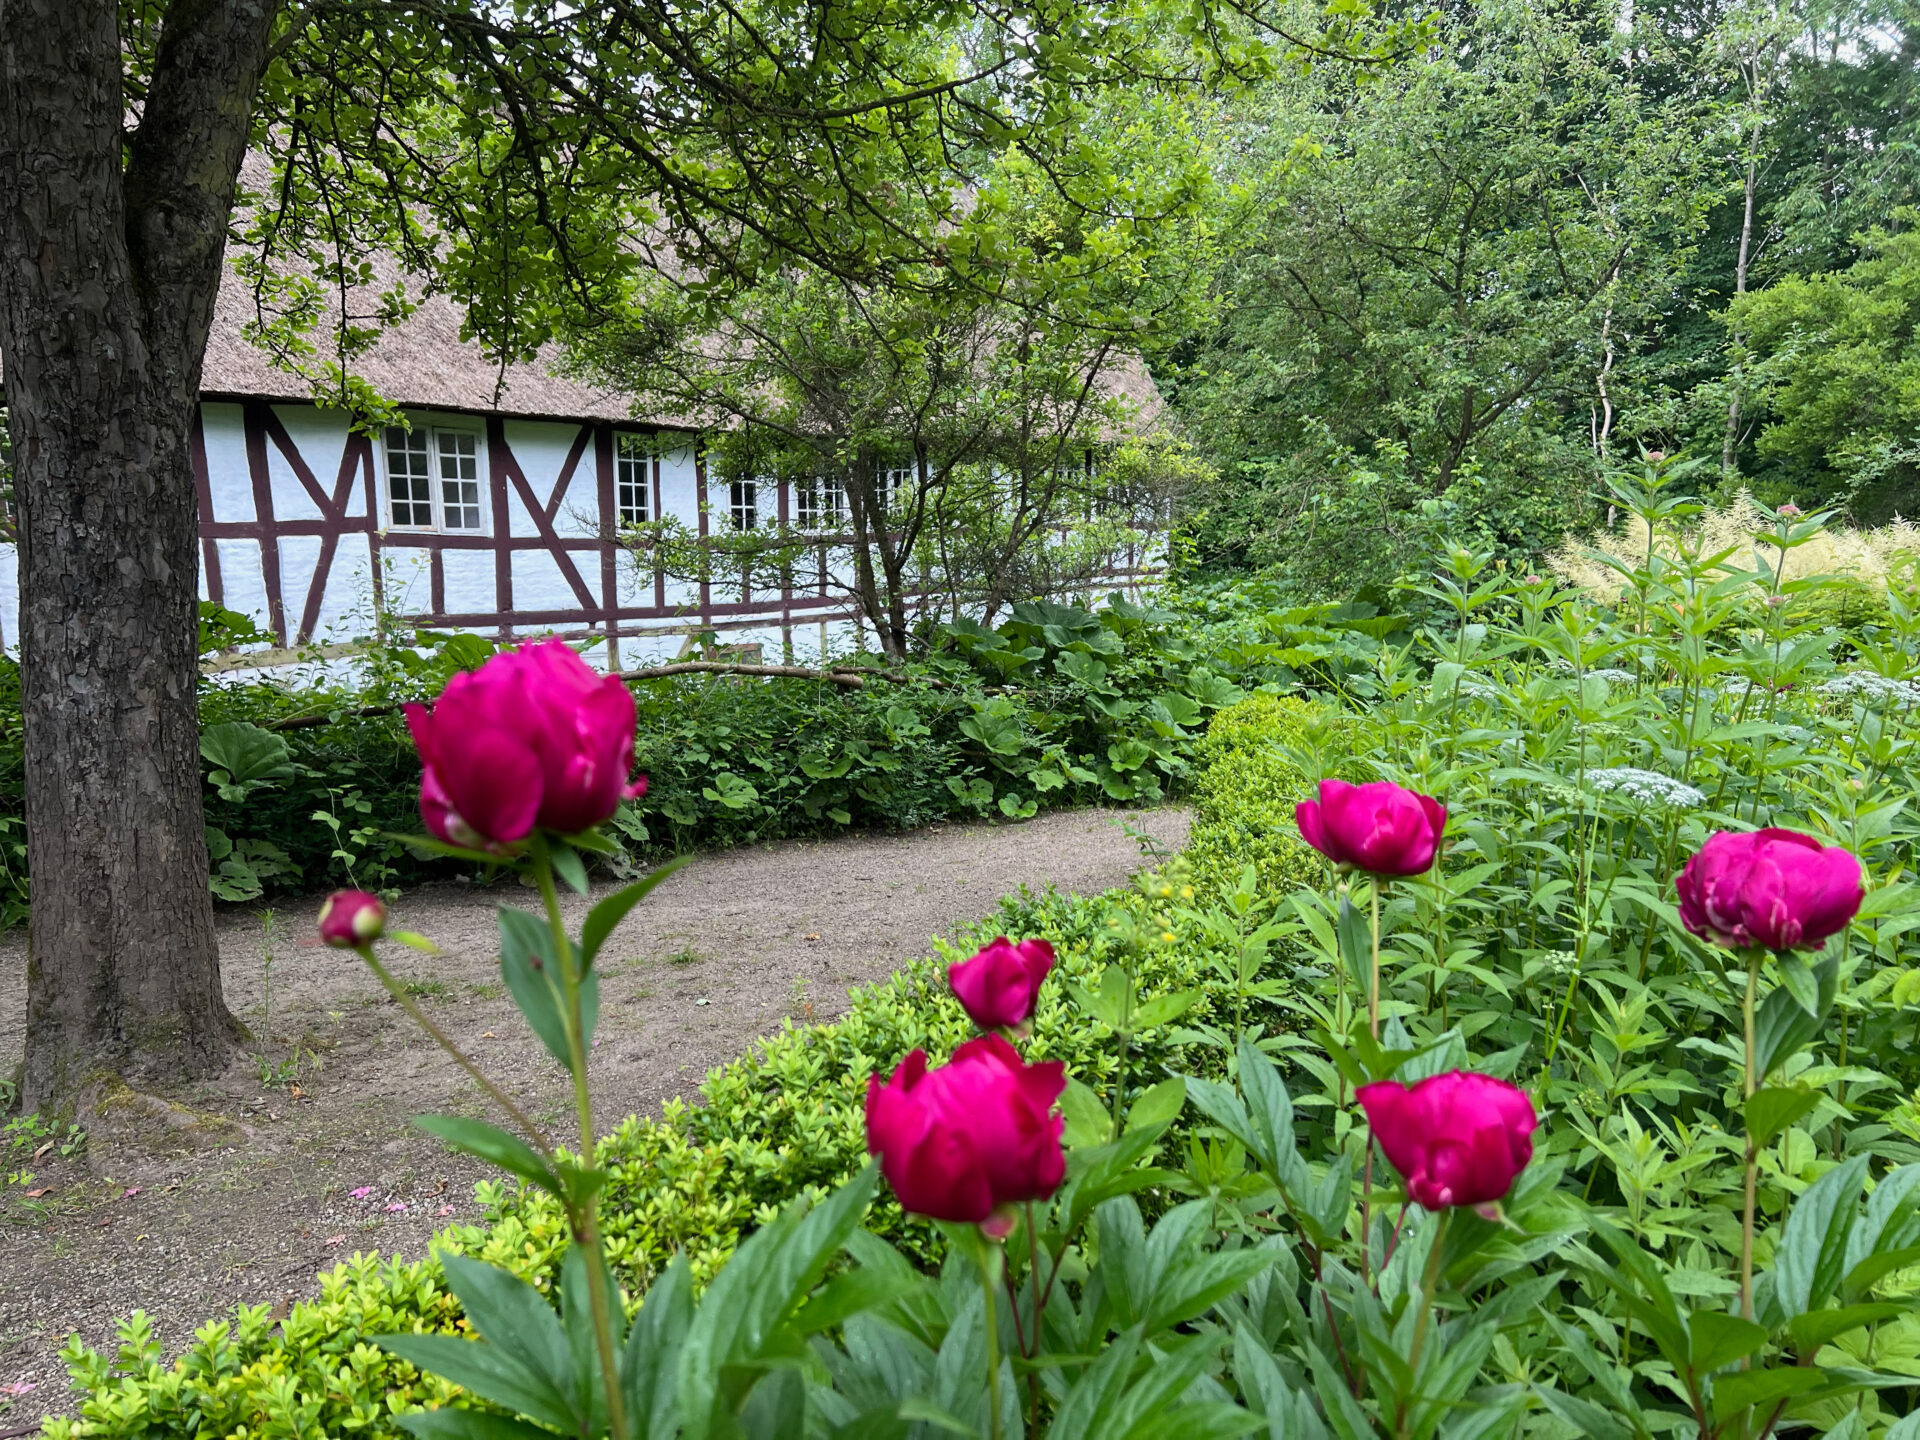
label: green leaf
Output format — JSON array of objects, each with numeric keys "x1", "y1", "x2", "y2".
[
  {"x1": 623, "y1": 1256, "x2": 692, "y2": 1437},
  {"x1": 1533, "y1": 1385, "x2": 1633, "y2": 1440},
  {"x1": 1774, "y1": 1155, "x2": 1869, "y2": 1318},
  {"x1": 397, "y1": 1410, "x2": 561, "y2": 1440},
  {"x1": 1335, "y1": 893, "x2": 1372, "y2": 997},
  {"x1": 1131, "y1": 989, "x2": 1201, "y2": 1030},
  {"x1": 1745, "y1": 1085, "x2": 1822, "y2": 1146},
  {"x1": 412, "y1": 1116, "x2": 561, "y2": 1199},
  {"x1": 1688, "y1": 1310, "x2": 1768, "y2": 1374},
  {"x1": 393, "y1": 832, "x2": 517, "y2": 867},
  {"x1": 580, "y1": 855, "x2": 692, "y2": 970},
  {"x1": 199, "y1": 720, "x2": 295, "y2": 787},
  {"x1": 1708, "y1": 1365, "x2": 1827, "y2": 1415},
  {"x1": 548, "y1": 841, "x2": 589, "y2": 897},
  {"x1": 1753, "y1": 956, "x2": 1839, "y2": 1081},
  {"x1": 498, "y1": 906, "x2": 578, "y2": 1069},
  {"x1": 1061, "y1": 1077, "x2": 1112, "y2": 1148},
  {"x1": 1786, "y1": 1303, "x2": 1903, "y2": 1352},
  {"x1": 379, "y1": 1255, "x2": 579, "y2": 1434},
  {"x1": 1124, "y1": 1076, "x2": 1187, "y2": 1136},
  {"x1": 1776, "y1": 952, "x2": 1820, "y2": 1016}
]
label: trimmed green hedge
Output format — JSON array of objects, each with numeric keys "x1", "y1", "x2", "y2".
[{"x1": 1183, "y1": 691, "x2": 1355, "y2": 898}]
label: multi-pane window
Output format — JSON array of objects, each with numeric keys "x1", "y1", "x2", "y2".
[
  {"x1": 729, "y1": 479, "x2": 758, "y2": 530},
  {"x1": 616, "y1": 433, "x2": 652, "y2": 526},
  {"x1": 438, "y1": 431, "x2": 481, "y2": 530},
  {"x1": 883, "y1": 466, "x2": 912, "y2": 514},
  {"x1": 385, "y1": 425, "x2": 484, "y2": 531},
  {"x1": 796, "y1": 476, "x2": 846, "y2": 531},
  {"x1": 385, "y1": 427, "x2": 435, "y2": 528}
]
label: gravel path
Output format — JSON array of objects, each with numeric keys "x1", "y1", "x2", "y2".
[{"x1": 0, "y1": 805, "x2": 1188, "y2": 1414}]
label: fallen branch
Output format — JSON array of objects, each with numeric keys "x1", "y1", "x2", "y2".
[{"x1": 266, "y1": 659, "x2": 914, "y2": 730}]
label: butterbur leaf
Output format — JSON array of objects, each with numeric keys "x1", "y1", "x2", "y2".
[
  {"x1": 412, "y1": 1116, "x2": 561, "y2": 1200},
  {"x1": 581, "y1": 855, "x2": 692, "y2": 971},
  {"x1": 378, "y1": 1255, "x2": 579, "y2": 1434},
  {"x1": 1745, "y1": 1085, "x2": 1821, "y2": 1146}
]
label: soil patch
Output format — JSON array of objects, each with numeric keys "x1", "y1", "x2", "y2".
[{"x1": 0, "y1": 804, "x2": 1187, "y2": 1414}]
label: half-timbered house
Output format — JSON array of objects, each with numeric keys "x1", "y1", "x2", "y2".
[{"x1": 0, "y1": 275, "x2": 1166, "y2": 670}]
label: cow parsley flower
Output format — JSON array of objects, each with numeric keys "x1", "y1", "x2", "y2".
[
  {"x1": 1817, "y1": 673, "x2": 1920, "y2": 708},
  {"x1": 1585, "y1": 767, "x2": 1706, "y2": 809}
]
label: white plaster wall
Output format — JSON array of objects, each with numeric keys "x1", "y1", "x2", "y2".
[
  {"x1": 441, "y1": 549, "x2": 496, "y2": 616},
  {"x1": 659, "y1": 447, "x2": 701, "y2": 527},
  {"x1": 503, "y1": 420, "x2": 599, "y2": 539},
  {"x1": 277, "y1": 535, "x2": 324, "y2": 633},
  {"x1": 315, "y1": 539, "x2": 377, "y2": 641},
  {"x1": 380, "y1": 547, "x2": 435, "y2": 618},
  {"x1": 510, "y1": 550, "x2": 578, "y2": 613},
  {"x1": 0, "y1": 545, "x2": 17, "y2": 653},
  {"x1": 266, "y1": 406, "x2": 349, "y2": 520},
  {"x1": 201, "y1": 402, "x2": 254, "y2": 523},
  {"x1": 215, "y1": 538, "x2": 271, "y2": 629}
]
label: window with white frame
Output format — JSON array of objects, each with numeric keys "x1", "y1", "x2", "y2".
[
  {"x1": 385, "y1": 425, "x2": 485, "y2": 531},
  {"x1": 438, "y1": 431, "x2": 482, "y2": 530},
  {"x1": 796, "y1": 475, "x2": 846, "y2": 531},
  {"x1": 385, "y1": 427, "x2": 434, "y2": 528},
  {"x1": 728, "y1": 478, "x2": 758, "y2": 530},
  {"x1": 883, "y1": 465, "x2": 912, "y2": 514},
  {"x1": 615, "y1": 433, "x2": 652, "y2": 526}
]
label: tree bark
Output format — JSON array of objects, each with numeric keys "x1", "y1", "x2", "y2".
[{"x1": 0, "y1": 0, "x2": 277, "y2": 1107}]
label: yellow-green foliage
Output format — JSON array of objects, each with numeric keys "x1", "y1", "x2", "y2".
[{"x1": 1185, "y1": 693, "x2": 1349, "y2": 898}]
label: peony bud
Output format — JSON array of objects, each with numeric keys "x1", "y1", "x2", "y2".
[
  {"x1": 948, "y1": 937, "x2": 1054, "y2": 1033},
  {"x1": 866, "y1": 1035, "x2": 1066, "y2": 1223},
  {"x1": 1358, "y1": 1071, "x2": 1536, "y2": 1209},
  {"x1": 1296, "y1": 779, "x2": 1447, "y2": 878},
  {"x1": 1778, "y1": 503, "x2": 1802, "y2": 517},
  {"x1": 319, "y1": 889, "x2": 386, "y2": 948},
  {"x1": 404, "y1": 640, "x2": 645, "y2": 847},
  {"x1": 1676, "y1": 828, "x2": 1863, "y2": 953}
]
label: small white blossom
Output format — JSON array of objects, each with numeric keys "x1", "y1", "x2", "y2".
[
  {"x1": 1586, "y1": 668, "x2": 1639, "y2": 686},
  {"x1": 1584, "y1": 767, "x2": 1706, "y2": 809},
  {"x1": 1816, "y1": 673, "x2": 1920, "y2": 707}
]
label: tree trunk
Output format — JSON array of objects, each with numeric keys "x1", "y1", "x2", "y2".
[
  {"x1": 0, "y1": 0, "x2": 277, "y2": 1108},
  {"x1": 1723, "y1": 149, "x2": 1758, "y2": 474}
]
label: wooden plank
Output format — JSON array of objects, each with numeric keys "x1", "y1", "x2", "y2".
[{"x1": 242, "y1": 402, "x2": 288, "y2": 645}]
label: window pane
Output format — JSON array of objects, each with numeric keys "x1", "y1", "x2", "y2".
[
  {"x1": 616, "y1": 433, "x2": 651, "y2": 525},
  {"x1": 386, "y1": 426, "x2": 433, "y2": 527},
  {"x1": 796, "y1": 478, "x2": 819, "y2": 529},
  {"x1": 437, "y1": 431, "x2": 482, "y2": 530},
  {"x1": 823, "y1": 476, "x2": 845, "y2": 526},
  {"x1": 730, "y1": 479, "x2": 757, "y2": 531}
]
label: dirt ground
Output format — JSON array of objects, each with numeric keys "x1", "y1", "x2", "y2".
[{"x1": 0, "y1": 805, "x2": 1187, "y2": 1417}]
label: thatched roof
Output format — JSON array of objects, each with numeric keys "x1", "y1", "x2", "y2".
[{"x1": 200, "y1": 267, "x2": 686, "y2": 428}]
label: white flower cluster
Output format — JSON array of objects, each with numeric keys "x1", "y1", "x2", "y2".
[
  {"x1": 1586, "y1": 668, "x2": 1639, "y2": 686},
  {"x1": 1584, "y1": 766, "x2": 1706, "y2": 809},
  {"x1": 1816, "y1": 673, "x2": 1920, "y2": 708}
]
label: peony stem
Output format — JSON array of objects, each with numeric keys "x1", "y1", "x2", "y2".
[
  {"x1": 1369, "y1": 876, "x2": 1383, "y2": 1042},
  {"x1": 980, "y1": 1246, "x2": 1005, "y2": 1440},
  {"x1": 1398, "y1": 1208, "x2": 1450, "y2": 1439},
  {"x1": 531, "y1": 836, "x2": 631, "y2": 1440},
  {"x1": 1740, "y1": 955, "x2": 1760, "y2": 1327},
  {"x1": 355, "y1": 947, "x2": 552, "y2": 1155}
]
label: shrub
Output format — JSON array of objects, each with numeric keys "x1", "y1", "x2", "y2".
[{"x1": 1183, "y1": 692, "x2": 1349, "y2": 898}]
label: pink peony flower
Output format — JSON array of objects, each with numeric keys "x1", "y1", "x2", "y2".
[
  {"x1": 866, "y1": 1034, "x2": 1066, "y2": 1224},
  {"x1": 1676, "y1": 828, "x2": 1863, "y2": 953},
  {"x1": 1358, "y1": 1071, "x2": 1536, "y2": 1210},
  {"x1": 318, "y1": 889, "x2": 386, "y2": 948},
  {"x1": 1296, "y1": 779, "x2": 1447, "y2": 878},
  {"x1": 948, "y1": 937, "x2": 1055, "y2": 1032},
  {"x1": 404, "y1": 640, "x2": 646, "y2": 845}
]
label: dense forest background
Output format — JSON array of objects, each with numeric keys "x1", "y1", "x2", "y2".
[{"x1": 1164, "y1": 0, "x2": 1920, "y2": 593}]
